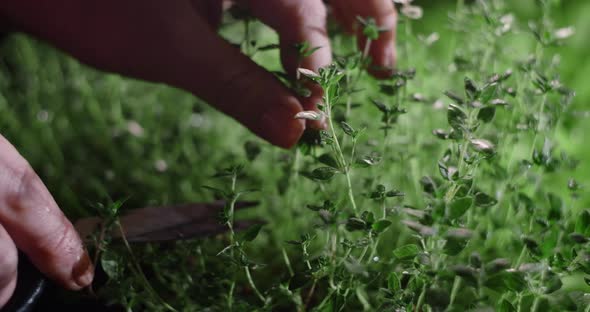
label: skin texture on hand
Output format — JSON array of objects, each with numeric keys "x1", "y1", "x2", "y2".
[
  {"x1": 0, "y1": 134, "x2": 93, "y2": 307},
  {"x1": 0, "y1": 0, "x2": 397, "y2": 148},
  {"x1": 0, "y1": 0, "x2": 397, "y2": 307}
]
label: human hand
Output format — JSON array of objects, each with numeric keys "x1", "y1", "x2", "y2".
[
  {"x1": 0, "y1": 134, "x2": 93, "y2": 308},
  {"x1": 1, "y1": 0, "x2": 397, "y2": 148}
]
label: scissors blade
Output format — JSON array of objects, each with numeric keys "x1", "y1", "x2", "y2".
[
  {"x1": 129, "y1": 219, "x2": 263, "y2": 242},
  {"x1": 74, "y1": 200, "x2": 259, "y2": 242}
]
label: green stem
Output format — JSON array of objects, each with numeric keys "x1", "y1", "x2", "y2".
[
  {"x1": 325, "y1": 86, "x2": 358, "y2": 212},
  {"x1": 228, "y1": 281, "x2": 235, "y2": 311},
  {"x1": 416, "y1": 284, "x2": 426, "y2": 311},
  {"x1": 117, "y1": 221, "x2": 177, "y2": 312},
  {"x1": 449, "y1": 276, "x2": 462, "y2": 307},
  {"x1": 245, "y1": 266, "x2": 266, "y2": 304},
  {"x1": 282, "y1": 248, "x2": 294, "y2": 277}
]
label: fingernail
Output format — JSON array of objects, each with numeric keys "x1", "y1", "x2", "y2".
[{"x1": 72, "y1": 251, "x2": 94, "y2": 288}]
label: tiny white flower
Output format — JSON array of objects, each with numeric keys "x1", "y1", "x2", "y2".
[
  {"x1": 190, "y1": 113, "x2": 205, "y2": 128},
  {"x1": 401, "y1": 5, "x2": 423, "y2": 19},
  {"x1": 433, "y1": 99, "x2": 445, "y2": 110},
  {"x1": 155, "y1": 159, "x2": 168, "y2": 172},
  {"x1": 420, "y1": 32, "x2": 439, "y2": 46},
  {"x1": 554, "y1": 26, "x2": 575, "y2": 39},
  {"x1": 497, "y1": 14, "x2": 514, "y2": 34},
  {"x1": 127, "y1": 120, "x2": 144, "y2": 137},
  {"x1": 37, "y1": 110, "x2": 49, "y2": 122},
  {"x1": 105, "y1": 170, "x2": 115, "y2": 180}
]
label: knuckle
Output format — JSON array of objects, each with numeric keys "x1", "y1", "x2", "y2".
[{"x1": 6, "y1": 163, "x2": 38, "y2": 209}]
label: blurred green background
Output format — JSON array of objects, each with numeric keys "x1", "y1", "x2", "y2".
[
  {"x1": 0, "y1": 0, "x2": 588, "y2": 221},
  {"x1": 1, "y1": 0, "x2": 590, "y2": 308}
]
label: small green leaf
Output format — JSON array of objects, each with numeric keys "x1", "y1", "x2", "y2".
[
  {"x1": 309, "y1": 167, "x2": 338, "y2": 181},
  {"x1": 475, "y1": 192, "x2": 498, "y2": 207},
  {"x1": 101, "y1": 249, "x2": 123, "y2": 280},
  {"x1": 477, "y1": 106, "x2": 496, "y2": 123},
  {"x1": 386, "y1": 190, "x2": 405, "y2": 197},
  {"x1": 318, "y1": 153, "x2": 339, "y2": 169},
  {"x1": 575, "y1": 210, "x2": 590, "y2": 235},
  {"x1": 484, "y1": 271, "x2": 526, "y2": 292},
  {"x1": 357, "y1": 154, "x2": 381, "y2": 167},
  {"x1": 448, "y1": 196, "x2": 474, "y2": 219},
  {"x1": 346, "y1": 217, "x2": 367, "y2": 232},
  {"x1": 545, "y1": 274, "x2": 563, "y2": 294},
  {"x1": 443, "y1": 90, "x2": 465, "y2": 104},
  {"x1": 340, "y1": 121, "x2": 357, "y2": 137},
  {"x1": 372, "y1": 219, "x2": 392, "y2": 233},
  {"x1": 241, "y1": 224, "x2": 263, "y2": 242},
  {"x1": 451, "y1": 265, "x2": 478, "y2": 285},
  {"x1": 448, "y1": 103, "x2": 467, "y2": 130},
  {"x1": 498, "y1": 299, "x2": 516, "y2": 312},
  {"x1": 371, "y1": 99, "x2": 390, "y2": 114},
  {"x1": 480, "y1": 82, "x2": 499, "y2": 103},
  {"x1": 485, "y1": 258, "x2": 511, "y2": 274},
  {"x1": 393, "y1": 244, "x2": 420, "y2": 260},
  {"x1": 388, "y1": 272, "x2": 401, "y2": 292},
  {"x1": 464, "y1": 77, "x2": 480, "y2": 100}
]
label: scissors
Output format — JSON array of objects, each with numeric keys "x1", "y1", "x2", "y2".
[{"x1": 3, "y1": 200, "x2": 262, "y2": 312}]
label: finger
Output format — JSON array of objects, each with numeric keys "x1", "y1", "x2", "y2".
[
  {"x1": 235, "y1": 0, "x2": 332, "y2": 129},
  {"x1": 4, "y1": 1, "x2": 305, "y2": 147},
  {"x1": 331, "y1": 0, "x2": 397, "y2": 78},
  {"x1": 0, "y1": 224, "x2": 17, "y2": 308},
  {"x1": 191, "y1": 24, "x2": 306, "y2": 147},
  {"x1": 0, "y1": 134, "x2": 93, "y2": 290},
  {"x1": 147, "y1": 4, "x2": 307, "y2": 147}
]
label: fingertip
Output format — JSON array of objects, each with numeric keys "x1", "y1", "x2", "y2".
[{"x1": 258, "y1": 96, "x2": 306, "y2": 149}]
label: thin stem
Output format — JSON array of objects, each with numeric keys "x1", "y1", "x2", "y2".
[
  {"x1": 449, "y1": 276, "x2": 462, "y2": 307},
  {"x1": 325, "y1": 86, "x2": 358, "y2": 212},
  {"x1": 245, "y1": 266, "x2": 266, "y2": 303},
  {"x1": 282, "y1": 248, "x2": 294, "y2": 277},
  {"x1": 416, "y1": 284, "x2": 426, "y2": 311},
  {"x1": 117, "y1": 221, "x2": 177, "y2": 312},
  {"x1": 228, "y1": 281, "x2": 235, "y2": 311},
  {"x1": 305, "y1": 279, "x2": 317, "y2": 309}
]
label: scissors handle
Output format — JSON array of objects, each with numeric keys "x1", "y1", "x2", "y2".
[{"x1": 3, "y1": 252, "x2": 46, "y2": 312}]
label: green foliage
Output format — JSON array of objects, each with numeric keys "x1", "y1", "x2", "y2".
[{"x1": 1, "y1": 0, "x2": 588, "y2": 311}]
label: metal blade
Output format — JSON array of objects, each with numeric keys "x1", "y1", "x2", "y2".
[
  {"x1": 74, "y1": 200, "x2": 259, "y2": 242},
  {"x1": 128, "y1": 219, "x2": 263, "y2": 242}
]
